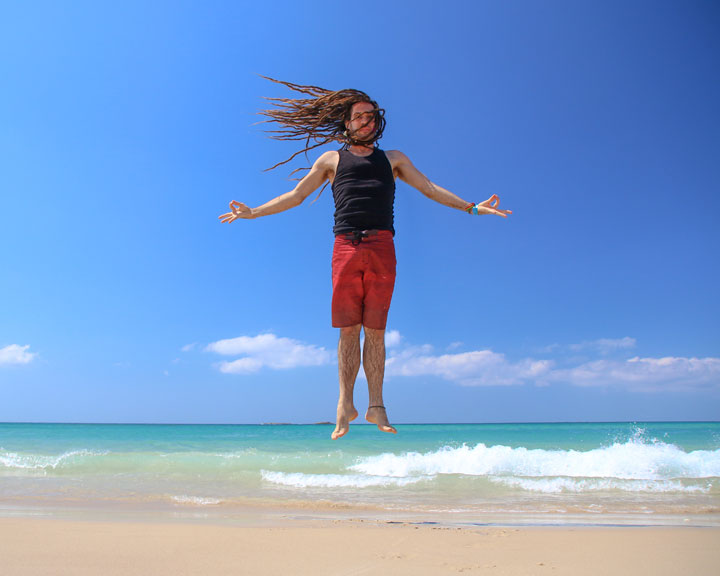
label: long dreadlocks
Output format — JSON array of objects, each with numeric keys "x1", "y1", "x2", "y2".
[{"x1": 257, "y1": 76, "x2": 386, "y2": 174}]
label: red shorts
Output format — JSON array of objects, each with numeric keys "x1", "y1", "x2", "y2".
[{"x1": 331, "y1": 231, "x2": 396, "y2": 329}]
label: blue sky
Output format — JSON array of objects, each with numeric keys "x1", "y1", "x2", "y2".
[{"x1": 1, "y1": 0, "x2": 719, "y2": 424}]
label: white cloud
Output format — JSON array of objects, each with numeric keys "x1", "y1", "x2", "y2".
[
  {"x1": 542, "y1": 356, "x2": 720, "y2": 391},
  {"x1": 569, "y1": 337, "x2": 637, "y2": 354},
  {"x1": 206, "y1": 333, "x2": 332, "y2": 374},
  {"x1": 385, "y1": 330, "x2": 402, "y2": 348},
  {"x1": 384, "y1": 336, "x2": 719, "y2": 392},
  {"x1": 542, "y1": 337, "x2": 637, "y2": 355},
  {"x1": 181, "y1": 343, "x2": 197, "y2": 352},
  {"x1": 386, "y1": 348, "x2": 553, "y2": 387},
  {"x1": 0, "y1": 344, "x2": 36, "y2": 365}
]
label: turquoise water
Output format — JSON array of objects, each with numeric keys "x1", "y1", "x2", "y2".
[{"x1": 2, "y1": 422, "x2": 719, "y2": 524}]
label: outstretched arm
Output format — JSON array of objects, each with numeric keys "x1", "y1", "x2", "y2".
[
  {"x1": 390, "y1": 150, "x2": 511, "y2": 217},
  {"x1": 219, "y1": 151, "x2": 336, "y2": 223}
]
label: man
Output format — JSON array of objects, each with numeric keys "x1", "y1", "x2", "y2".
[{"x1": 220, "y1": 78, "x2": 511, "y2": 440}]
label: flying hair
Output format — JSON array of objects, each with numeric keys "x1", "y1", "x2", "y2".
[{"x1": 257, "y1": 75, "x2": 386, "y2": 177}]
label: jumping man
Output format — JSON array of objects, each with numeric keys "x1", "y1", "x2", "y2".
[{"x1": 219, "y1": 78, "x2": 511, "y2": 440}]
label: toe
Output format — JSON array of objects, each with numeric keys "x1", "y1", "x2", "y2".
[{"x1": 331, "y1": 426, "x2": 348, "y2": 440}]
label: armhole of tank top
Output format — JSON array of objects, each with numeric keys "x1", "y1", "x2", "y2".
[{"x1": 331, "y1": 149, "x2": 344, "y2": 187}]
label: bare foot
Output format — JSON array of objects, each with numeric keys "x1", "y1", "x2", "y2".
[
  {"x1": 365, "y1": 406, "x2": 397, "y2": 434},
  {"x1": 331, "y1": 402, "x2": 358, "y2": 440}
]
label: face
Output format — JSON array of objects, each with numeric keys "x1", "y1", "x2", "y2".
[{"x1": 346, "y1": 101, "x2": 377, "y2": 141}]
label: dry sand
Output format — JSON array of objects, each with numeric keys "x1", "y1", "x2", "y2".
[{"x1": 1, "y1": 517, "x2": 718, "y2": 576}]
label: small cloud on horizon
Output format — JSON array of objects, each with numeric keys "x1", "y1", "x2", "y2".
[
  {"x1": 540, "y1": 337, "x2": 637, "y2": 355},
  {"x1": 206, "y1": 333, "x2": 332, "y2": 374},
  {"x1": 0, "y1": 344, "x2": 37, "y2": 365},
  {"x1": 386, "y1": 347, "x2": 551, "y2": 387},
  {"x1": 540, "y1": 356, "x2": 720, "y2": 392},
  {"x1": 385, "y1": 329, "x2": 402, "y2": 348}
]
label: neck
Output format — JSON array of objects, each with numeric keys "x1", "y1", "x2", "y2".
[{"x1": 348, "y1": 143, "x2": 375, "y2": 155}]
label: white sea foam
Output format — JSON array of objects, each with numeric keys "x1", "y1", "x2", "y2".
[
  {"x1": 491, "y1": 476, "x2": 712, "y2": 494},
  {"x1": 170, "y1": 495, "x2": 222, "y2": 506},
  {"x1": 261, "y1": 470, "x2": 432, "y2": 488},
  {"x1": 349, "y1": 441, "x2": 720, "y2": 484},
  {"x1": 0, "y1": 449, "x2": 108, "y2": 471}
]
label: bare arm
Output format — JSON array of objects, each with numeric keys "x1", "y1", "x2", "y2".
[
  {"x1": 219, "y1": 151, "x2": 336, "y2": 222},
  {"x1": 389, "y1": 150, "x2": 511, "y2": 217}
]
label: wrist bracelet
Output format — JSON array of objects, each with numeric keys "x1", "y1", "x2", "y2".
[{"x1": 464, "y1": 202, "x2": 475, "y2": 214}]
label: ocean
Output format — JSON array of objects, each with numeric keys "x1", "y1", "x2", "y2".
[{"x1": 1, "y1": 422, "x2": 719, "y2": 526}]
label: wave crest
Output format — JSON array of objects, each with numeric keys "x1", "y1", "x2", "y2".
[
  {"x1": 350, "y1": 440, "x2": 720, "y2": 481},
  {"x1": 0, "y1": 449, "x2": 108, "y2": 471}
]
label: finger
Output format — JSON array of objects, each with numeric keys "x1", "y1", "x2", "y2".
[
  {"x1": 480, "y1": 194, "x2": 499, "y2": 208},
  {"x1": 479, "y1": 207, "x2": 504, "y2": 218}
]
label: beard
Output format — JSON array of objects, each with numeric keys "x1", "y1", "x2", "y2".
[{"x1": 347, "y1": 123, "x2": 378, "y2": 145}]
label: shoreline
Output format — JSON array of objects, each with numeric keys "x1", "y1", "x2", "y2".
[
  {"x1": 2, "y1": 498, "x2": 719, "y2": 529},
  {"x1": 1, "y1": 516, "x2": 718, "y2": 576}
]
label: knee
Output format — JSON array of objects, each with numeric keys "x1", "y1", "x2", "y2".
[
  {"x1": 339, "y1": 324, "x2": 362, "y2": 341},
  {"x1": 363, "y1": 327, "x2": 386, "y2": 345}
]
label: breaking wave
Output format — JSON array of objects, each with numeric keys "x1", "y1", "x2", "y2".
[
  {"x1": 261, "y1": 470, "x2": 431, "y2": 488},
  {"x1": 347, "y1": 439, "x2": 720, "y2": 493}
]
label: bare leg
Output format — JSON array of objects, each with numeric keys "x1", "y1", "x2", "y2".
[
  {"x1": 363, "y1": 327, "x2": 397, "y2": 434},
  {"x1": 332, "y1": 324, "x2": 361, "y2": 440}
]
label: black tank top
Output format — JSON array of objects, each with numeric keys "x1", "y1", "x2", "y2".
[{"x1": 331, "y1": 148, "x2": 395, "y2": 236}]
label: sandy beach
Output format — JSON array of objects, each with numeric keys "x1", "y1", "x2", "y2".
[{"x1": 1, "y1": 516, "x2": 718, "y2": 576}]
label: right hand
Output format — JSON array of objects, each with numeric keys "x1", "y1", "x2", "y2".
[{"x1": 219, "y1": 200, "x2": 254, "y2": 223}]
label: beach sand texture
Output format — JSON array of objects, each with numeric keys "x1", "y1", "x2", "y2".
[{"x1": 1, "y1": 518, "x2": 718, "y2": 576}]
